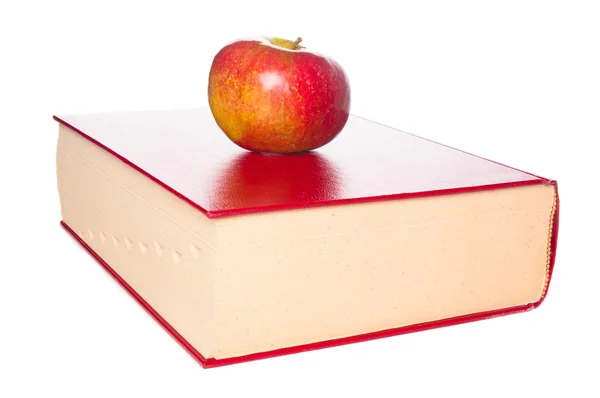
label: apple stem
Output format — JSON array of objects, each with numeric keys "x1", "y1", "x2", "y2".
[{"x1": 292, "y1": 37, "x2": 303, "y2": 50}]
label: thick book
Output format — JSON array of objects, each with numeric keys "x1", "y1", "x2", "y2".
[{"x1": 54, "y1": 108, "x2": 559, "y2": 368}]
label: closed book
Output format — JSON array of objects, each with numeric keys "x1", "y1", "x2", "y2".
[{"x1": 54, "y1": 108, "x2": 559, "y2": 367}]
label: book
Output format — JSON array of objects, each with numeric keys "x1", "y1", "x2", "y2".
[{"x1": 54, "y1": 107, "x2": 559, "y2": 368}]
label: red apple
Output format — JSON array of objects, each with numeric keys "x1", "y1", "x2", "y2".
[{"x1": 208, "y1": 37, "x2": 351, "y2": 154}]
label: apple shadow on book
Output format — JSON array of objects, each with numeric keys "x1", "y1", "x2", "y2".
[{"x1": 210, "y1": 151, "x2": 343, "y2": 210}]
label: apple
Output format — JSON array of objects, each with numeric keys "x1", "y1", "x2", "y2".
[{"x1": 208, "y1": 37, "x2": 351, "y2": 154}]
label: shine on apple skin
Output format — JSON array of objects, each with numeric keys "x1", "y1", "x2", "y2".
[{"x1": 208, "y1": 37, "x2": 351, "y2": 154}]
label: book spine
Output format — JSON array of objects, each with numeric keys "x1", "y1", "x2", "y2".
[{"x1": 534, "y1": 181, "x2": 560, "y2": 307}]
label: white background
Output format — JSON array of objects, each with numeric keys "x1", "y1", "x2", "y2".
[{"x1": 1, "y1": 1, "x2": 599, "y2": 396}]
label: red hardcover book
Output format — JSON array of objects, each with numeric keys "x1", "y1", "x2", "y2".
[{"x1": 54, "y1": 108, "x2": 559, "y2": 367}]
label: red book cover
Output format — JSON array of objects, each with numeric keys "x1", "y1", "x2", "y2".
[{"x1": 54, "y1": 108, "x2": 559, "y2": 367}]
